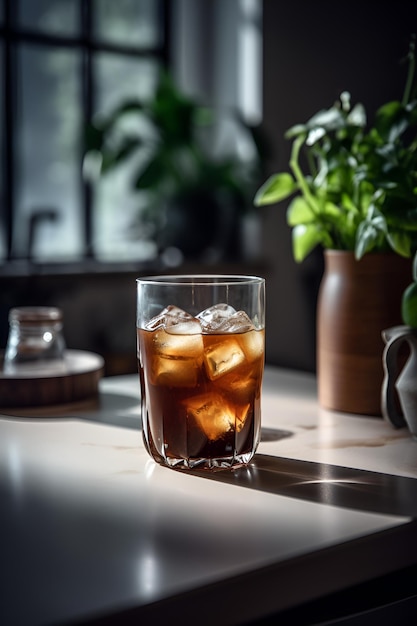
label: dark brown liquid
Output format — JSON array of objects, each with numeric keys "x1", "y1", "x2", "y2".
[{"x1": 138, "y1": 327, "x2": 264, "y2": 469}]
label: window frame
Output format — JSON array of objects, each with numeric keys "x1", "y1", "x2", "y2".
[{"x1": 0, "y1": 0, "x2": 171, "y2": 265}]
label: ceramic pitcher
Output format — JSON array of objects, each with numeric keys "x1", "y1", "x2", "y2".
[{"x1": 381, "y1": 325, "x2": 417, "y2": 439}]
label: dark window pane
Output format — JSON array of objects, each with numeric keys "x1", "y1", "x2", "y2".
[
  {"x1": 0, "y1": 42, "x2": 4, "y2": 261},
  {"x1": 95, "y1": 52, "x2": 158, "y2": 113},
  {"x1": 92, "y1": 0, "x2": 162, "y2": 48},
  {"x1": 92, "y1": 53, "x2": 160, "y2": 261},
  {"x1": 17, "y1": 0, "x2": 79, "y2": 37},
  {"x1": 14, "y1": 44, "x2": 83, "y2": 261},
  {"x1": 2, "y1": 0, "x2": 167, "y2": 264}
]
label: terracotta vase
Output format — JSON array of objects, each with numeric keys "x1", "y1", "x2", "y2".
[{"x1": 317, "y1": 250, "x2": 411, "y2": 416}]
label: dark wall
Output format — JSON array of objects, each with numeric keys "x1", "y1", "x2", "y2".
[
  {"x1": 261, "y1": 0, "x2": 417, "y2": 372},
  {"x1": 2, "y1": 3, "x2": 416, "y2": 377},
  {"x1": 0, "y1": 271, "x2": 139, "y2": 376}
]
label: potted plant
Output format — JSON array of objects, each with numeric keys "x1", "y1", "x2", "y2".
[
  {"x1": 84, "y1": 71, "x2": 265, "y2": 262},
  {"x1": 255, "y1": 36, "x2": 417, "y2": 415}
]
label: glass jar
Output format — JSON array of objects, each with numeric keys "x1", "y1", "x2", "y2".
[{"x1": 3, "y1": 307, "x2": 66, "y2": 374}]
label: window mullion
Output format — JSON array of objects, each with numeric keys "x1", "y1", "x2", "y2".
[
  {"x1": 3, "y1": 0, "x2": 17, "y2": 260},
  {"x1": 81, "y1": 0, "x2": 93, "y2": 258}
]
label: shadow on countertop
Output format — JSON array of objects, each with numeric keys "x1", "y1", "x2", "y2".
[{"x1": 192, "y1": 452, "x2": 417, "y2": 519}]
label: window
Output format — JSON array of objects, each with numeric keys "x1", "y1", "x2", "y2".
[{"x1": 0, "y1": 0, "x2": 168, "y2": 264}]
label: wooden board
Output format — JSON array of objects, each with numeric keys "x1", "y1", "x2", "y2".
[{"x1": 0, "y1": 350, "x2": 105, "y2": 409}]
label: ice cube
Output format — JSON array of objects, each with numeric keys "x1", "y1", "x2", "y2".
[
  {"x1": 203, "y1": 338, "x2": 245, "y2": 380},
  {"x1": 153, "y1": 328, "x2": 203, "y2": 359},
  {"x1": 197, "y1": 303, "x2": 236, "y2": 332},
  {"x1": 198, "y1": 304, "x2": 255, "y2": 334},
  {"x1": 184, "y1": 393, "x2": 235, "y2": 440},
  {"x1": 185, "y1": 393, "x2": 250, "y2": 439},
  {"x1": 238, "y1": 329, "x2": 264, "y2": 361},
  {"x1": 215, "y1": 310, "x2": 255, "y2": 334},
  {"x1": 151, "y1": 355, "x2": 199, "y2": 387},
  {"x1": 145, "y1": 305, "x2": 193, "y2": 331},
  {"x1": 216, "y1": 369, "x2": 258, "y2": 403},
  {"x1": 165, "y1": 318, "x2": 202, "y2": 335}
]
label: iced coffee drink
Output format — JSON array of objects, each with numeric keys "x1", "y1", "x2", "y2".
[{"x1": 137, "y1": 276, "x2": 265, "y2": 471}]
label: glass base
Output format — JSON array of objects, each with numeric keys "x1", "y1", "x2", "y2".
[
  {"x1": 156, "y1": 451, "x2": 256, "y2": 472},
  {"x1": 141, "y1": 414, "x2": 260, "y2": 472}
]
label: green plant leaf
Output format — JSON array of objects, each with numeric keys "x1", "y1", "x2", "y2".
[
  {"x1": 287, "y1": 196, "x2": 316, "y2": 225},
  {"x1": 355, "y1": 222, "x2": 378, "y2": 259},
  {"x1": 285, "y1": 124, "x2": 307, "y2": 139},
  {"x1": 85, "y1": 123, "x2": 105, "y2": 151},
  {"x1": 292, "y1": 223, "x2": 327, "y2": 262},
  {"x1": 355, "y1": 215, "x2": 386, "y2": 259},
  {"x1": 110, "y1": 100, "x2": 146, "y2": 117},
  {"x1": 306, "y1": 107, "x2": 345, "y2": 132},
  {"x1": 322, "y1": 201, "x2": 343, "y2": 218},
  {"x1": 347, "y1": 103, "x2": 366, "y2": 127},
  {"x1": 254, "y1": 173, "x2": 298, "y2": 206},
  {"x1": 82, "y1": 150, "x2": 103, "y2": 182},
  {"x1": 341, "y1": 193, "x2": 359, "y2": 213},
  {"x1": 134, "y1": 155, "x2": 169, "y2": 190},
  {"x1": 100, "y1": 137, "x2": 144, "y2": 173},
  {"x1": 95, "y1": 100, "x2": 146, "y2": 134},
  {"x1": 386, "y1": 231, "x2": 413, "y2": 257},
  {"x1": 254, "y1": 34, "x2": 417, "y2": 263},
  {"x1": 306, "y1": 127, "x2": 326, "y2": 146},
  {"x1": 413, "y1": 251, "x2": 417, "y2": 280},
  {"x1": 366, "y1": 205, "x2": 387, "y2": 231},
  {"x1": 374, "y1": 101, "x2": 404, "y2": 141},
  {"x1": 100, "y1": 151, "x2": 121, "y2": 173}
]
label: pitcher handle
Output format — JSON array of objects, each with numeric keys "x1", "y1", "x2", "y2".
[{"x1": 381, "y1": 334, "x2": 407, "y2": 428}]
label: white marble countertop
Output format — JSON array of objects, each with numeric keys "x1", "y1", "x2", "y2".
[{"x1": 1, "y1": 366, "x2": 416, "y2": 625}]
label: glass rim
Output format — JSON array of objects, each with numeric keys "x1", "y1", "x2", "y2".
[{"x1": 136, "y1": 274, "x2": 265, "y2": 286}]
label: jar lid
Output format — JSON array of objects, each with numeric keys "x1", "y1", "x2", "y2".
[{"x1": 8, "y1": 307, "x2": 63, "y2": 325}]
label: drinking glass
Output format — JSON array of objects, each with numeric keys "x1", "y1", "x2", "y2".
[
  {"x1": 3, "y1": 306, "x2": 66, "y2": 374},
  {"x1": 136, "y1": 275, "x2": 265, "y2": 471}
]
